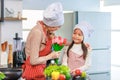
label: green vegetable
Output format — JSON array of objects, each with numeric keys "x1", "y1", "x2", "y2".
[
  {"x1": 52, "y1": 43, "x2": 64, "y2": 51},
  {"x1": 65, "y1": 72, "x2": 71, "y2": 80},
  {"x1": 44, "y1": 65, "x2": 59, "y2": 77},
  {"x1": 0, "y1": 72, "x2": 6, "y2": 80},
  {"x1": 44, "y1": 65, "x2": 71, "y2": 78},
  {"x1": 55, "y1": 58, "x2": 59, "y2": 64},
  {"x1": 81, "y1": 71, "x2": 87, "y2": 78}
]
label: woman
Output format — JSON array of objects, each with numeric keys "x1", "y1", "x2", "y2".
[{"x1": 22, "y1": 2, "x2": 64, "y2": 80}]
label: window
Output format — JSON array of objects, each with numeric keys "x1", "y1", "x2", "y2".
[
  {"x1": 22, "y1": 10, "x2": 44, "y2": 41},
  {"x1": 101, "y1": 1, "x2": 120, "y2": 65}
]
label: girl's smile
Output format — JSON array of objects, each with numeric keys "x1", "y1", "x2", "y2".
[{"x1": 72, "y1": 28, "x2": 84, "y2": 44}]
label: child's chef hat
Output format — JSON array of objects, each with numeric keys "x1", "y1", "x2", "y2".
[
  {"x1": 43, "y1": 2, "x2": 64, "y2": 27},
  {"x1": 74, "y1": 21, "x2": 94, "y2": 39}
]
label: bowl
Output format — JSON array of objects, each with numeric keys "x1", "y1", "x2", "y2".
[{"x1": 0, "y1": 68, "x2": 22, "y2": 80}]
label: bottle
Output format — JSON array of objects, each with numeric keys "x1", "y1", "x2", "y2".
[
  {"x1": 17, "y1": 11, "x2": 22, "y2": 19},
  {"x1": 8, "y1": 44, "x2": 13, "y2": 68}
]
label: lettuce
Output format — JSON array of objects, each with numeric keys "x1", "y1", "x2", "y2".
[
  {"x1": 44, "y1": 65, "x2": 70, "y2": 78},
  {"x1": 0, "y1": 72, "x2": 6, "y2": 80}
]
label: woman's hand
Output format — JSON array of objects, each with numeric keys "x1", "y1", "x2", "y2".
[
  {"x1": 85, "y1": 43, "x2": 90, "y2": 48},
  {"x1": 47, "y1": 51, "x2": 60, "y2": 59},
  {"x1": 85, "y1": 43, "x2": 92, "y2": 51}
]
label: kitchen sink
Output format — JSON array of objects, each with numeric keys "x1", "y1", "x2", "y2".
[{"x1": 0, "y1": 68, "x2": 22, "y2": 80}]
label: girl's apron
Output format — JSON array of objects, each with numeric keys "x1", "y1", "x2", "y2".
[
  {"x1": 22, "y1": 38, "x2": 52, "y2": 80},
  {"x1": 67, "y1": 50, "x2": 85, "y2": 71}
]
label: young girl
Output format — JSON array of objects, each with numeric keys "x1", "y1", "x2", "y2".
[{"x1": 65, "y1": 22, "x2": 93, "y2": 76}]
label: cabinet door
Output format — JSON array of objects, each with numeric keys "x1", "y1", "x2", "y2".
[
  {"x1": 87, "y1": 50, "x2": 111, "y2": 73},
  {"x1": 55, "y1": 12, "x2": 77, "y2": 42},
  {"x1": 89, "y1": 72, "x2": 110, "y2": 80}
]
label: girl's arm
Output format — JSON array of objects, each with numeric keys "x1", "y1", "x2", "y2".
[{"x1": 79, "y1": 51, "x2": 91, "y2": 71}]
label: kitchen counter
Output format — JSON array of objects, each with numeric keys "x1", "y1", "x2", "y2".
[{"x1": 0, "y1": 67, "x2": 22, "y2": 80}]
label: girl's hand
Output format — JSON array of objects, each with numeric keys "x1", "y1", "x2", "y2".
[
  {"x1": 70, "y1": 69, "x2": 76, "y2": 76},
  {"x1": 70, "y1": 68, "x2": 82, "y2": 76}
]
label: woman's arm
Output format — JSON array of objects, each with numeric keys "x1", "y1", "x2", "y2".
[
  {"x1": 28, "y1": 29, "x2": 60, "y2": 65},
  {"x1": 29, "y1": 29, "x2": 46, "y2": 65}
]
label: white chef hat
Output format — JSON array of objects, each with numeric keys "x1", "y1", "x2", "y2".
[
  {"x1": 74, "y1": 21, "x2": 94, "y2": 39},
  {"x1": 43, "y1": 2, "x2": 64, "y2": 27}
]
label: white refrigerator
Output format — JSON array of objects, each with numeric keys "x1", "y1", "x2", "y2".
[
  {"x1": 55, "y1": 11, "x2": 111, "y2": 80},
  {"x1": 78, "y1": 11, "x2": 111, "y2": 80}
]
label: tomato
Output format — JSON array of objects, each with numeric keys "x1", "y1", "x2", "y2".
[
  {"x1": 59, "y1": 74, "x2": 66, "y2": 80},
  {"x1": 75, "y1": 69, "x2": 82, "y2": 76}
]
